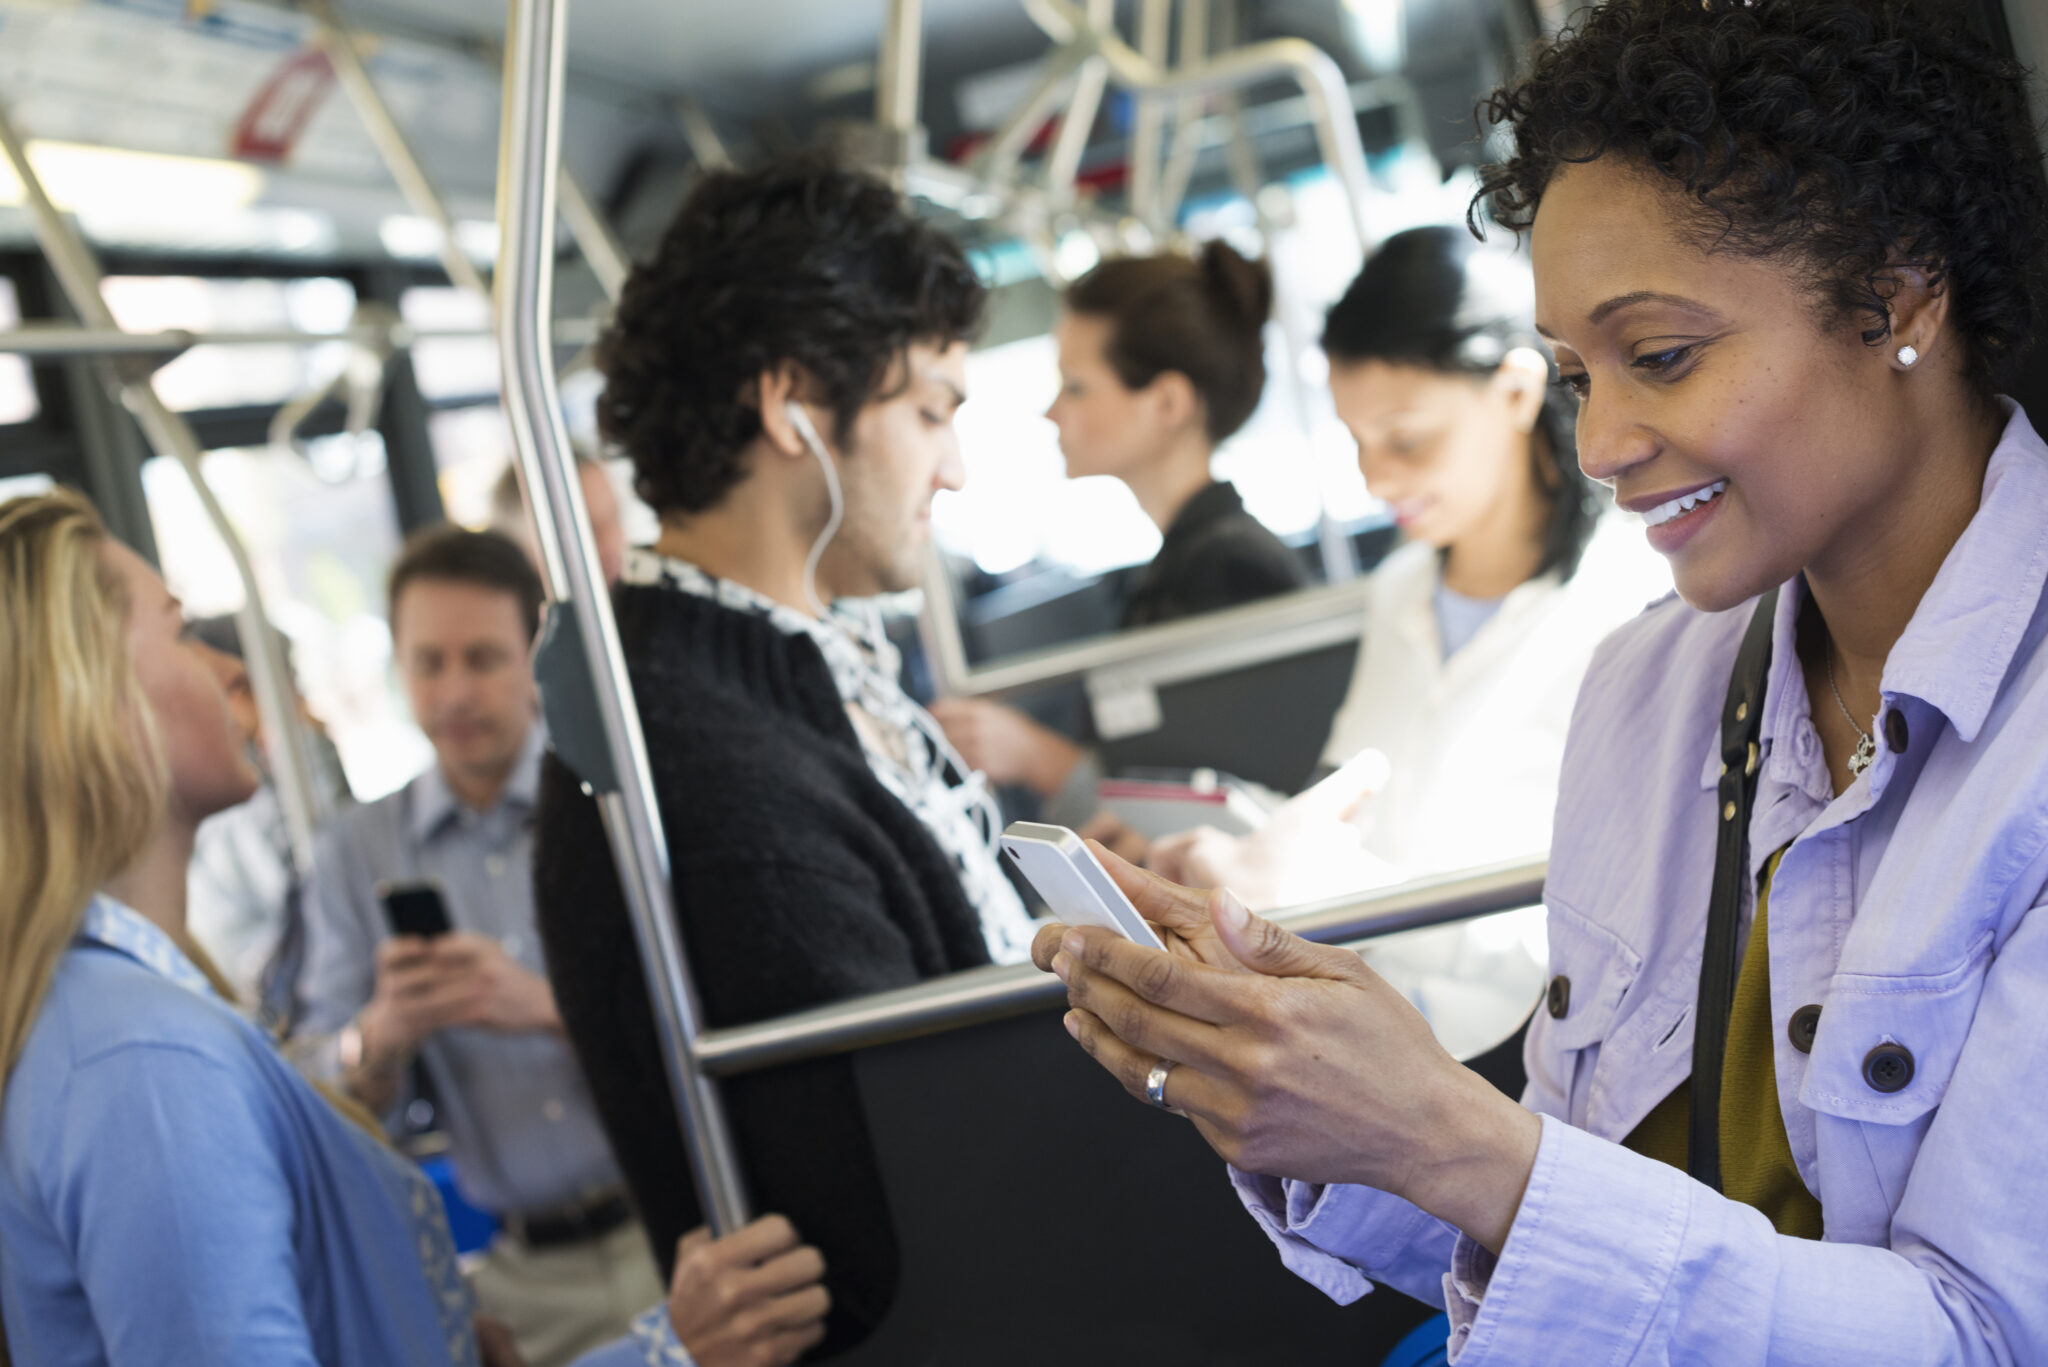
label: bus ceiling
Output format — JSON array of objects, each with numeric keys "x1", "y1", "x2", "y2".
[{"x1": 0, "y1": 0, "x2": 1531, "y2": 268}]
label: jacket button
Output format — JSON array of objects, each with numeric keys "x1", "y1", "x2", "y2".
[
  {"x1": 1787, "y1": 1004, "x2": 1822, "y2": 1054},
  {"x1": 1884, "y1": 709, "x2": 1910, "y2": 754},
  {"x1": 1546, "y1": 975, "x2": 1571, "y2": 1019},
  {"x1": 1863, "y1": 1043, "x2": 1915, "y2": 1093}
]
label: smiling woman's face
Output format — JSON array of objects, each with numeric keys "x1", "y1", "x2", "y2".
[{"x1": 1532, "y1": 156, "x2": 1941, "y2": 612}]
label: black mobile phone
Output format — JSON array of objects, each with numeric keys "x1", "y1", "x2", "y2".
[{"x1": 377, "y1": 882, "x2": 453, "y2": 940}]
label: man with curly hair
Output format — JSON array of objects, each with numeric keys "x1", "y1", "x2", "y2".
[{"x1": 532, "y1": 157, "x2": 1030, "y2": 1355}]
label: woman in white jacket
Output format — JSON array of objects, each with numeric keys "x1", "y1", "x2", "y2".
[{"x1": 1152, "y1": 227, "x2": 1669, "y2": 1054}]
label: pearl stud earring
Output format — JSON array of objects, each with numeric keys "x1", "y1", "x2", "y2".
[{"x1": 1897, "y1": 345, "x2": 1920, "y2": 367}]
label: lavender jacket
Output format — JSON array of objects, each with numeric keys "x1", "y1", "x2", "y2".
[{"x1": 1235, "y1": 402, "x2": 2048, "y2": 1364}]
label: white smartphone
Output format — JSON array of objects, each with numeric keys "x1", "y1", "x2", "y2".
[{"x1": 1000, "y1": 822, "x2": 1166, "y2": 950}]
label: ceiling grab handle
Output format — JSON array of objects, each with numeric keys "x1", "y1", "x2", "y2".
[
  {"x1": 268, "y1": 301, "x2": 399, "y2": 483},
  {"x1": 1021, "y1": 0, "x2": 1375, "y2": 250},
  {"x1": 495, "y1": 0, "x2": 752, "y2": 1236},
  {"x1": 0, "y1": 94, "x2": 325, "y2": 879}
]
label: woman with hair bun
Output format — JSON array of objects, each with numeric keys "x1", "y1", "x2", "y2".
[
  {"x1": 1039, "y1": 1, "x2": 2048, "y2": 1360},
  {"x1": 935, "y1": 240, "x2": 1308, "y2": 808}
]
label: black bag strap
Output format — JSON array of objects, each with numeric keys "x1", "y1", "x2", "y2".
[{"x1": 1688, "y1": 587, "x2": 1779, "y2": 1192}]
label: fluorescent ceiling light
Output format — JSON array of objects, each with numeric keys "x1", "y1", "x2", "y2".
[
  {"x1": 454, "y1": 219, "x2": 499, "y2": 261},
  {"x1": 1343, "y1": 0, "x2": 1407, "y2": 74},
  {"x1": 380, "y1": 215, "x2": 500, "y2": 266},
  {"x1": 379, "y1": 213, "x2": 443, "y2": 261},
  {"x1": 0, "y1": 140, "x2": 266, "y2": 216},
  {"x1": 1054, "y1": 229, "x2": 1100, "y2": 282}
]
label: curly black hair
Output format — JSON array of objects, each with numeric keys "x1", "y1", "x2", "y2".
[
  {"x1": 597, "y1": 157, "x2": 987, "y2": 516},
  {"x1": 1474, "y1": 0, "x2": 2048, "y2": 391}
]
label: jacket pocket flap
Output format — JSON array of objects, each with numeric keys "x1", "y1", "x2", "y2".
[
  {"x1": 1542, "y1": 899, "x2": 1644, "y2": 1051},
  {"x1": 1798, "y1": 936, "x2": 1992, "y2": 1125}
]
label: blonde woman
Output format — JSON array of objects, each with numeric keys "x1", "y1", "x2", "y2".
[{"x1": 0, "y1": 491, "x2": 827, "y2": 1367}]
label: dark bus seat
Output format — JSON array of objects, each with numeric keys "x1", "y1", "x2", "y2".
[
  {"x1": 812, "y1": 1002, "x2": 1533, "y2": 1365},
  {"x1": 1098, "y1": 639, "x2": 1359, "y2": 795},
  {"x1": 961, "y1": 567, "x2": 1132, "y2": 664}
]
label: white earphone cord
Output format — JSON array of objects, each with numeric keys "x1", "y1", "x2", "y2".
[
  {"x1": 785, "y1": 402, "x2": 844, "y2": 619},
  {"x1": 786, "y1": 403, "x2": 1003, "y2": 853}
]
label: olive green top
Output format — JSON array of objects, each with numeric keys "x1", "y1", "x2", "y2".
[{"x1": 1624, "y1": 851, "x2": 1825, "y2": 1239}]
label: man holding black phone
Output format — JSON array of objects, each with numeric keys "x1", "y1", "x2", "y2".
[{"x1": 297, "y1": 528, "x2": 828, "y2": 1367}]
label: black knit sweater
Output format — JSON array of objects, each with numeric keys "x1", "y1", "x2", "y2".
[{"x1": 532, "y1": 584, "x2": 992, "y2": 1355}]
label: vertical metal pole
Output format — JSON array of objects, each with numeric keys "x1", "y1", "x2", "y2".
[
  {"x1": 307, "y1": 0, "x2": 491, "y2": 299},
  {"x1": 0, "y1": 99, "x2": 322, "y2": 874},
  {"x1": 875, "y1": 0, "x2": 925, "y2": 136},
  {"x1": 497, "y1": 0, "x2": 752, "y2": 1234},
  {"x1": 1215, "y1": 7, "x2": 1359, "y2": 583},
  {"x1": 1292, "y1": 53, "x2": 1374, "y2": 250},
  {"x1": 1158, "y1": 0, "x2": 1211, "y2": 225},
  {"x1": 1045, "y1": 0, "x2": 1115, "y2": 205},
  {"x1": 1128, "y1": 0, "x2": 1173, "y2": 233},
  {"x1": 916, "y1": 543, "x2": 974, "y2": 698}
]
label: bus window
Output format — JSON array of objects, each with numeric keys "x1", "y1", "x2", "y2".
[
  {"x1": 0, "y1": 473, "x2": 55, "y2": 502},
  {"x1": 940, "y1": 333, "x2": 1162, "y2": 585},
  {"x1": 401, "y1": 286, "x2": 499, "y2": 401},
  {"x1": 428, "y1": 403, "x2": 514, "y2": 529},
  {"x1": 139, "y1": 445, "x2": 430, "y2": 802},
  {"x1": 0, "y1": 277, "x2": 36, "y2": 424},
  {"x1": 99, "y1": 275, "x2": 356, "y2": 413}
]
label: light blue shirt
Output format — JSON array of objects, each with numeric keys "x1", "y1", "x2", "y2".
[
  {"x1": 0, "y1": 897, "x2": 478, "y2": 1367},
  {"x1": 0, "y1": 897, "x2": 696, "y2": 1367},
  {"x1": 298, "y1": 722, "x2": 624, "y2": 1216},
  {"x1": 1431, "y1": 581, "x2": 1504, "y2": 661},
  {"x1": 1235, "y1": 402, "x2": 2048, "y2": 1363}
]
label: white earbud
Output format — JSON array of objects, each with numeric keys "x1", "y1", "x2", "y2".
[
  {"x1": 1897, "y1": 344, "x2": 1920, "y2": 367},
  {"x1": 784, "y1": 402, "x2": 843, "y2": 619}
]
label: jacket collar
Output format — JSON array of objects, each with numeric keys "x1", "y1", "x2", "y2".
[
  {"x1": 76, "y1": 895, "x2": 219, "y2": 1000},
  {"x1": 1879, "y1": 401, "x2": 2048, "y2": 743},
  {"x1": 1695, "y1": 400, "x2": 2048, "y2": 787}
]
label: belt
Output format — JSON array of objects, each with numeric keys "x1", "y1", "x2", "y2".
[{"x1": 501, "y1": 1189, "x2": 634, "y2": 1251}]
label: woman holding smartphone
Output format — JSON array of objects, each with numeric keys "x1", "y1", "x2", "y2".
[
  {"x1": 0, "y1": 491, "x2": 827, "y2": 1367},
  {"x1": 1146, "y1": 225, "x2": 1670, "y2": 910},
  {"x1": 1038, "y1": 1, "x2": 2048, "y2": 1360}
]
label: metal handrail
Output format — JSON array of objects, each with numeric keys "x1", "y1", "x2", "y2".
[
  {"x1": 1019, "y1": 0, "x2": 1375, "y2": 247},
  {"x1": 0, "y1": 95, "x2": 326, "y2": 876},
  {"x1": 694, "y1": 857, "x2": 1547, "y2": 1076},
  {"x1": 555, "y1": 169, "x2": 633, "y2": 302},
  {"x1": 0, "y1": 321, "x2": 602, "y2": 356},
  {"x1": 308, "y1": 0, "x2": 490, "y2": 299},
  {"x1": 495, "y1": 0, "x2": 751, "y2": 1235},
  {"x1": 875, "y1": 0, "x2": 925, "y2": 138},
  {"x1": 920, "y1": 559, "x2": 1376, "y2": 700}
]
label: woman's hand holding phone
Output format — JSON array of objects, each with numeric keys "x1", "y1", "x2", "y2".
[
  {"x1": 1028, "y1": 840, "x2": 1252, "y2": 976},
  {"x1": 1036, "y1": 845, "x2": 1542, "y2": 1257}
]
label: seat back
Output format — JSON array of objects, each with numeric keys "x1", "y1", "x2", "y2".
[{"x1": 812, "y1": 1004, "x2": 1532, "y2": 1364}]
